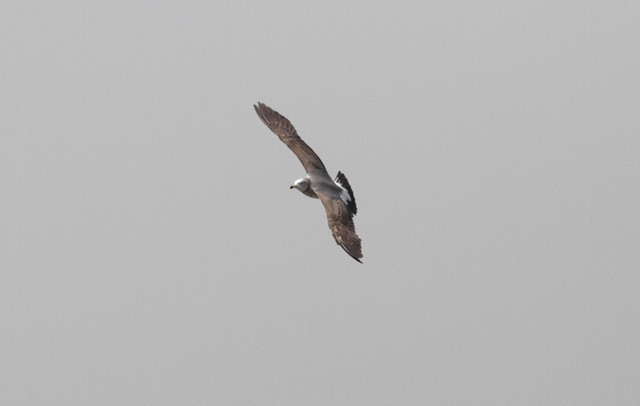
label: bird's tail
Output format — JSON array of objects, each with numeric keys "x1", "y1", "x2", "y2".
[{"x1": 335, "y1": 171, "x2": 357, "y2": 216}]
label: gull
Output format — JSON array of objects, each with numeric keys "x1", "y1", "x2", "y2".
[{"x1": 254, "y1": 102, "x2": 363, "y2": 263}]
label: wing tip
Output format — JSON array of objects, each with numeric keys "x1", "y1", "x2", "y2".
[
  {"x1": 338, "y1": 242, "x2": 363, "y2": 263},
  {"x1": 253, "y1": 102, "x2": 293, "y2": 134},
  {"x1": 346, "y1": 247, "x2": 363, "y2": 264},
  {"x1": 333, "y1": 225, "x2": 363, "y2": 264}
]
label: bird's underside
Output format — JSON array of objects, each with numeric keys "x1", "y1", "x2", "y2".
[{"x1": 253, "y1": 102, "x2": 363, "y2": 263}]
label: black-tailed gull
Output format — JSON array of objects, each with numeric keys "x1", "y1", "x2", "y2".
[{"x1": 254, "y1": 102, "x2": 363, "y2": 263}]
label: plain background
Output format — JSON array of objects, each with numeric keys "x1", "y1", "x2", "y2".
[{"x1": 2, "y1": 1, "x2": 639, "y2": 404}]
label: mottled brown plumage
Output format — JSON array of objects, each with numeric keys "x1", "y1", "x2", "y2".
[
  {"x1": 253, "y1": 102, "x2": 326, "y2": 173},
  {"x1": 254, "y1": 102, "x2": 363, "y2": 263}
]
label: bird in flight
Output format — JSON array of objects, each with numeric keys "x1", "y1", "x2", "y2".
[{"x1": 254, "y1": 102, "x2": 363, "y2": 263}]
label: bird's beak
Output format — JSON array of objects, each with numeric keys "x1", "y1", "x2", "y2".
[{"x1": 290, "y1": 185, "x2": 295, "y2": 189}]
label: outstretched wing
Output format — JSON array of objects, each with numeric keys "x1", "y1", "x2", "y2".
[
  {"x1": 318, "y1": 193, "x2": 363, "y2": 263},
  {"x1": 254, "y1": 102, "x2": 327, "y2": 174}
]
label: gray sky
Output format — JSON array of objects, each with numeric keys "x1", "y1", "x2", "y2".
[{"x1": 2, "y1": 0, "x2": 639, "y2": 404}]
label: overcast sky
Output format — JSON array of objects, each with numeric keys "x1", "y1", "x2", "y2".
[{"x1": 2, "y1": 1, "x2": 639, "y2": 404}]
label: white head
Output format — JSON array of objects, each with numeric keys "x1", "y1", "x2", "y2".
[{"x1": 290, "y1": 178, "x2": 310, "y2": 192}]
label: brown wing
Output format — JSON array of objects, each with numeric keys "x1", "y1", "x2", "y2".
[
  {"x1": 254, "y1": 102, "x2": 327, "y2": 174},
  {"x1": 318, "y1": 194, "x2": 363, "y2": 263}
]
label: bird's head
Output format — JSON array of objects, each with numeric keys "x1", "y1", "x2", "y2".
[{"x1": 290, "y1": 178, "x2": 310, "y2": 192}]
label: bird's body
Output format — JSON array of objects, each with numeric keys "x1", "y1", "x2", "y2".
[{"x1": 254, "y1": 102, "x2": 363, "y2": 263}]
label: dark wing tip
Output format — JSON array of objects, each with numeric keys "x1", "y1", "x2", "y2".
[
  {"x1": 341, "y1": 242, "x2": 363, "y2": 264},
  {"x1": 254, "y1": 101, "x2": 267, "y2": 113},
  {"x1": 253, "y1": 102, "x2": 298, "y2": 138},
  {"x1": 339, "y1": 242, "x2": 363, "y2": 263},
  {"x1": 254, "y1": 102, "x2": 272, "y2": 128},
  {"x1": 331, "y1": 223, "x2": 363, "y2": 263}
]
